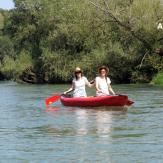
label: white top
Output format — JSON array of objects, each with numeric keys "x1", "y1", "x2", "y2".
[
  {"x1": 95, "y1": 76, "x2": 111, "y2": 96},
  {"x1": 72, "y1": 76, "x2": 90, "y2": 97}
]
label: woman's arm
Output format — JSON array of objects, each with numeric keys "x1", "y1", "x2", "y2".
[
  {"x1": 85, "y1": 77, "x2": 94, "y2": 88},
  {"x1": 64, "y1": 83, "x2": 75, "y2": 94},
  {"x1": 95, "y1": 78, "x2": 102, "y2": 93},
  {"x1": 108, "y1": 85, "x2": 115, "y2": 95}
]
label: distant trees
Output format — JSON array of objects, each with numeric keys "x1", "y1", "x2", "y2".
[{"x1": 0, "y1": 0, "x2": 162, "y2": 83}]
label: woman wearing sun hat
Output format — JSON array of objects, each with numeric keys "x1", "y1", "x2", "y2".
[
  {"x1": 95, "y1": 66, "x2": 115, "y2": 96},
  {"x1": 64, "y1": 67, "x2": 93, "y2": 97}
]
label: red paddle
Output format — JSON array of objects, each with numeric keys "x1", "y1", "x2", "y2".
[{"x1": 45, "y1": 95, "x2": 61, "y2": 106}]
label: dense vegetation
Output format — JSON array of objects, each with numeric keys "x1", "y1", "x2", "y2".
[{"x1": 0, "y1": 0, "x2": 163, "y2": 84}]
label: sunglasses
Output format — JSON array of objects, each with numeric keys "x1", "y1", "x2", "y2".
[{"x1": 75, "y1": 71, "x2": 82, "y2": 74}]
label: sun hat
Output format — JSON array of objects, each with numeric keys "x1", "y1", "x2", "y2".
[
  {"x1": 99, "y1": 66, "x2": 109, "y2": 74},
  {"x1": 74, "y1": 67, "x2": 82, "y2": 73}
]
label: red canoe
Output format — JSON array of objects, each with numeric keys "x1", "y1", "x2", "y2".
[{"x1": 60, "y1": 95, "x2": 134, "y2": 107}]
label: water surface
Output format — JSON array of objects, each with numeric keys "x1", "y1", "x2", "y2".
[{"x1": 0, "y1": 82, "x2": 163, "y2": 162}]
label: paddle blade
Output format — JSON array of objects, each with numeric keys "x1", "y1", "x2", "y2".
[{"x1": 45, "y1": 95, "x2": 61, "y2": 106}]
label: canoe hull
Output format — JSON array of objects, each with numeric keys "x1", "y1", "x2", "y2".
[{"x1": 60, "y1": 95, "x2": 134, "y2": 107}]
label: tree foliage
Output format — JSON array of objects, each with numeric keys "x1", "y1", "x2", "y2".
[{"x1": 0, "y1": 0, "x2": 163, "y2": 83}]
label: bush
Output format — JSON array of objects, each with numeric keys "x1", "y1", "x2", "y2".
[
  {"x1": 152, "y1": 72, "x2": 163, "y2": 85},
  {"x1": 0, "y1": 50, "x2": 33, "y2": 79}
]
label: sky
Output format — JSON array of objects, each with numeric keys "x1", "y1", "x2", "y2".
[{"x1": 0, "y1": 0, "x2": 14, "y2": 10}]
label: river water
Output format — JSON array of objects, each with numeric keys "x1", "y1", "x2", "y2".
[{"x1": 0, "y1": 81, "x2": 163, "y2": 163}]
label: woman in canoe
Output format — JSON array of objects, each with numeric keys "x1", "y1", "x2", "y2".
[
  {"x1": 64, "y1": 67, "x2": 93, "y2": 97},
  {"x1": 95, "y1": 66, "x2": 115, "y2": 96}
]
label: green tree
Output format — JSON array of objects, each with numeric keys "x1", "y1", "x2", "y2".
[{"x1": 0, "y1": 0, "x2": 162, "y2": 83}]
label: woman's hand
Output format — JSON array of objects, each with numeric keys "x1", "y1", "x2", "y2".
[
  {"x1": 64, "y1": 86, "x2": 74, "y2": 95},
  {"x1": 97, "y1": 90, "x2": 102, "y2": 93},
  {"x1": 89, "y1": 79, "x2": 95, "y2": 84},
  {"x1": 63, "y1": 91, "x2": 67, "y2": 95}
]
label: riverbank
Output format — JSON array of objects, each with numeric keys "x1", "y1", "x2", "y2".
[{"x1": 1, "y1": 73, "x2": 163, "y2": 86}]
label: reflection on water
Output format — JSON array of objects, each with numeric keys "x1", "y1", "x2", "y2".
[
  {"x1": 46, "y1": 105, "x2": 128, "y2": 137},
  {"x1": 96, "y1": 111, "x2": 112, "y2": 137},
  {"x1": 75, "y1": 109, "x2": 88, "y2": 135},
  {"x1": 45, "y1": 105, "x2": 129, "y2": 139},
  {"x1": 46, "y1": 106, "x2": 60, "y2": 112}
]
